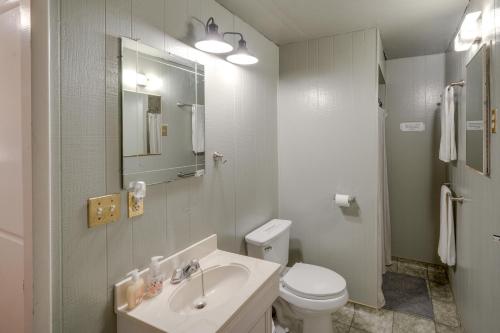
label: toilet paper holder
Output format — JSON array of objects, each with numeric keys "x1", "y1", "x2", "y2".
[{"x1": 334, "y1": 194, "x2": 356, "y2": 207}]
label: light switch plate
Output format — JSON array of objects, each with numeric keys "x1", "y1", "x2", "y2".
[
  {"x1": 128, "y1": 192, "x2": 144, "y2": 218},
  {"x1": 88, "y1": 193, "x2": 121, "y2": 228}
]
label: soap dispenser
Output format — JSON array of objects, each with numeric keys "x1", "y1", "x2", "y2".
[
  {"x1": 126, "y1": 269, "x2": 145, "y2": 310},
  {"x1": 147, "y1": 256, "x2": 164, "y2": 297}
]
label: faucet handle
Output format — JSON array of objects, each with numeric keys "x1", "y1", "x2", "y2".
[
  {"x1": 189, "y1": 258, "x2": 200, "y2": 269},
  {"x1": 170, "y1": 268, "x2": 183, "y2": 284}
]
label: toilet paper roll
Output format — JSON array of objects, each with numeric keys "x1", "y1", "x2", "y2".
[{"x1": 335, "y1": 194, "x2": 353, "y2": 207}]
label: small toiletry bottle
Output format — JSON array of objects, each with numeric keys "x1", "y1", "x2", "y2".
[
  {"x1": 147, "y1": 256, "x2": 164, "y2": 297},
  {"x1": 126, "y1": 269, "x2": 145, "y2": 310}
]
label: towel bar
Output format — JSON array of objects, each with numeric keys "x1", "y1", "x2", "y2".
[
  {"x1": 448, "y1": 80, "x2": 465, "y2": 87},
  {"x1": 176, "y1": 102, "x2": 193, "y2": 107},
  {"x1": 177, "y1": 171, "x2": 196, "y2": 178},
  {"x1": 450, "y1": 196, "x2": 464, "y2": 203},
  {"x1": 446, "y1": 192, "x2": 464, "y2": 203}
]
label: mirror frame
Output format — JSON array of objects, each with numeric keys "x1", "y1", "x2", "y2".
[
  {"x1": 465, "y1": 42, "x2": 491, "y2": 176},
  {"x1": 119, "y1": 37, "x2": 206, "y2": 187}
]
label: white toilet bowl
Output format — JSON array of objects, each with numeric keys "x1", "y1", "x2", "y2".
[
  {"x1": 279, "y1": 263, "x2": 348, "y2": 333},
  {"x1": 245, "y1": 220, "x2": 349, "y2": 333}
]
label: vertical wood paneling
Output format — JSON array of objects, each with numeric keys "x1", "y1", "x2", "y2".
[
  {"x1": 234, "y1": 18, "x2": 259, "y2": 253},
  {"x1": 132, "y1": 0, "x2": 164, "y2": 49},
  {"x1": 278, "y1": 29, "x2": 380, "y2": 307},
  {"x1": 57, "y1": 0, "x2": 279, "y2": 331},
  {"x1": 445, "y1": 1, "x2": 500, "y2": 332},
  {"x1": 385, "y1": 54, "x2": 446, "y2": 264},
  {"x1": 105, "y1": 0, "x2": 133, "y2": 287},
  {"x1": 60, "y1": 0, "x2": 107, "y2": 331}
]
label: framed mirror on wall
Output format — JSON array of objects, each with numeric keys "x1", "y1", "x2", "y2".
[
  {"x1": 465, "y1": 42, "x2": 491, "y2": 176},
  {"x1": 120, "y1": 37, "x2": 205, "y2": 187}
]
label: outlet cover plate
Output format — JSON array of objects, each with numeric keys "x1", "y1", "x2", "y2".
[{"x1": 128, "y1": 192, "x2": 144, "y2": 218}]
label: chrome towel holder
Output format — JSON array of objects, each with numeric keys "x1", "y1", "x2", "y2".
[{"x1": 443, "y1": 182, "x2": 465, "y2": 203}]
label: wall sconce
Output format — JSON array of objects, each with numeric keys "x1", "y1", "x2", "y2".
[
  {"x1": 454, "y1": 11, "x2": 482, "y2": 52},
  {"x1": 195, "y1": 17, "x2": 234, "y2": 54},
  {"x1": 194, "y1": 17, "x2": 259, "y2": 65},
  {"x1": 135, "y1": 73, "x2": 148, "y2": 87},
  {"x1": 224, "y1": 33, "x2": 259, "y2": 65},
  {"x1": 122, "y1": 70, "x2": 163, "y2": 91}
]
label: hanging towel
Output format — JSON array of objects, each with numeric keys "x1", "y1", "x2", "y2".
[
  {"x1": 439, "y1": 86, "x2": 457, "y2": 162},
  {"x1": 438, "y1": 185, "x2": 456, "y2": 266},
  {"x1": 192, "y1": 104, "x2": 205, "y2": 154},
  {"x1": 147, "y1": 113, "x2": 161, "y2": 155}
]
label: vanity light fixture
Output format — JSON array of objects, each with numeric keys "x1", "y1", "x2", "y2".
[
  {"x1": 195, "y1": 17, "x2": 234, "y2": 54},
  {"x1": 454, "y1": 11, "x2": 482, "y2": 51},
  {"x1": 224, "y1": 33, "x2": 259, "y2": 65}
]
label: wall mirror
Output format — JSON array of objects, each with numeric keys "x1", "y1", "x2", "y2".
[
  {"x1": 121, "y1": 37, "x2": 205, "y2": 187},
  {"x1": 465, "y1": 43, "x2": 490, "y2": 175}
]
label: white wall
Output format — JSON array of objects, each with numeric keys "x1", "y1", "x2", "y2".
[
  {"x1": 34, "y1": 0, "x2": 279, "y2": 332},
  {"x1": 278, "y1": 29, "x2": 381, "y2": 307},
  {"x1": 445, "y1": 0, "x2": 500, "y2": 331},
  {"x1": 385, "y1": 54, "x2": 447, "y2": 264}
]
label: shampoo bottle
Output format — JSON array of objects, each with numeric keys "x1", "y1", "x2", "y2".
[
  {"x1": 126, "y1": 269, "x2": 145, "y2": 310},
  {"x1": 147, "y1": 256, "x2": 164, "y2": 297}
]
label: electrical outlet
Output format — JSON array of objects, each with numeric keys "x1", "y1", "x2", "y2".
[
  {"x1": 88, "y1": 194, "x2": 121, "y2": 228},
  {"x1": 128, "y1": 192, "x2": 144, "y2": 218}
]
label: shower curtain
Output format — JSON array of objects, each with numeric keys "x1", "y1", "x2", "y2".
[
  {"x1": 377, "y1": 107, "x2": 391, "y2": 307},
  {"x1": 147, "y1": 112, "x2": 161, "y2": 155}
]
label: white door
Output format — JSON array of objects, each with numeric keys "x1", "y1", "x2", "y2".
[{"x1": 0, "y1": 1, "x2": 30, "y2": 331}]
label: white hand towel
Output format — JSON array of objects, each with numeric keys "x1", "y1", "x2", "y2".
[
  {"x1": 192, "y1": 104, "x2": 205, "y2": 154},
  {"x1": 439, "y1": 86, "x2": 457, "y2": 162},
  {"x1": 438, "y1": 185, "x2": 456, "y2": 266}
]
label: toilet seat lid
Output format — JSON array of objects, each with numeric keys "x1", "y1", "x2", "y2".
[{"x1": 282, "y1": 263, "x2": 346, "y2": 299}]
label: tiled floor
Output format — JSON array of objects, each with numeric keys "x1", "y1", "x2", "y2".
[{"x1": 331, "y1": 257, "x2": 462, "y2": 333}]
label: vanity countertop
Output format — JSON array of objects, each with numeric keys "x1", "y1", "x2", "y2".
[{"x1": 115, "y1": 235, "x2": 280, "y2": 333}]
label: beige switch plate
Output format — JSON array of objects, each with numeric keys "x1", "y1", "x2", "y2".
[
  {"x1": 161, "y1": 124, "x2": 168, "y2": 136},
  {"x1": 88, "y1": 193, "x2": 121, "y2": 228},
  {"x1": 128, "y1": 192, "x2": 144, "y2": 218}
]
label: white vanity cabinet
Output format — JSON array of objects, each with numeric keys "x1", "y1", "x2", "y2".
[
  {"x1": 114, "y1": 235, "x2": 280, "y2": 333},
  {"x1": 247, "y1": 309, "x2": 273, "y2": 333}
]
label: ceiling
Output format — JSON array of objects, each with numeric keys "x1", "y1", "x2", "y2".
[{"x1": 215, "y1": 0, "x2": 469, "y2": 59}]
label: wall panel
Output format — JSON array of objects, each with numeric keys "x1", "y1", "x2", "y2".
[
  {"x1": 57, "y1": 0, "x2": 279, "y2": 331},
  {"x1": 445, "y1": 0, "x2": 500, "y2": 331},
  {"x1": 278, "y1": 29, "x2": 380, "y2": 306},
  {"x1": 385, "y1": 54, "x2": 446, "y2": 264}
]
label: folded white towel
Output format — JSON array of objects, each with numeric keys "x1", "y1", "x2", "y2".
[
  {"x1": 438, "y1": 185, "x2": 456, "y2": 266},
  {"x1": 439, "y1": 86, "x2": 457, "y2": 162}
]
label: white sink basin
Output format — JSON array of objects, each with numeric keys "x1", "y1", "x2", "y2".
[
  {"x1": 114, "y1": 235, "x2": 280, "y2": 333},
  {"x1": 169, "y1": 263, "x2": 250, "y2": 314}
]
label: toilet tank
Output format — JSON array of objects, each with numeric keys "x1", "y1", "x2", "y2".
[{"x1": 245, "y1": 219, "x2": 292, "y2": 266}]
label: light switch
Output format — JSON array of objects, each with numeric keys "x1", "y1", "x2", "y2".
[{"x1": 88, "y1": 194, "x2": 121, "y2": 228}]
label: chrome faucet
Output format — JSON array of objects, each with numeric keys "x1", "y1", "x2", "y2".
[{"x1": 170, "y1": 259, "x2": 200, "y2": 284}]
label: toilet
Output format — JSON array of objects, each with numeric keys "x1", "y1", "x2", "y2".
[{"x1": 245, "y1": 219, "x2": 348, "y2": 333}]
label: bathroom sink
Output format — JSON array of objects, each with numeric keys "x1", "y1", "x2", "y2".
[
  {"x1": 114, "y1": 235, "x2": 280, "y2": 333},
  {"x1": 169, "y1": 263, "x2": 250, "y2": 314}
]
